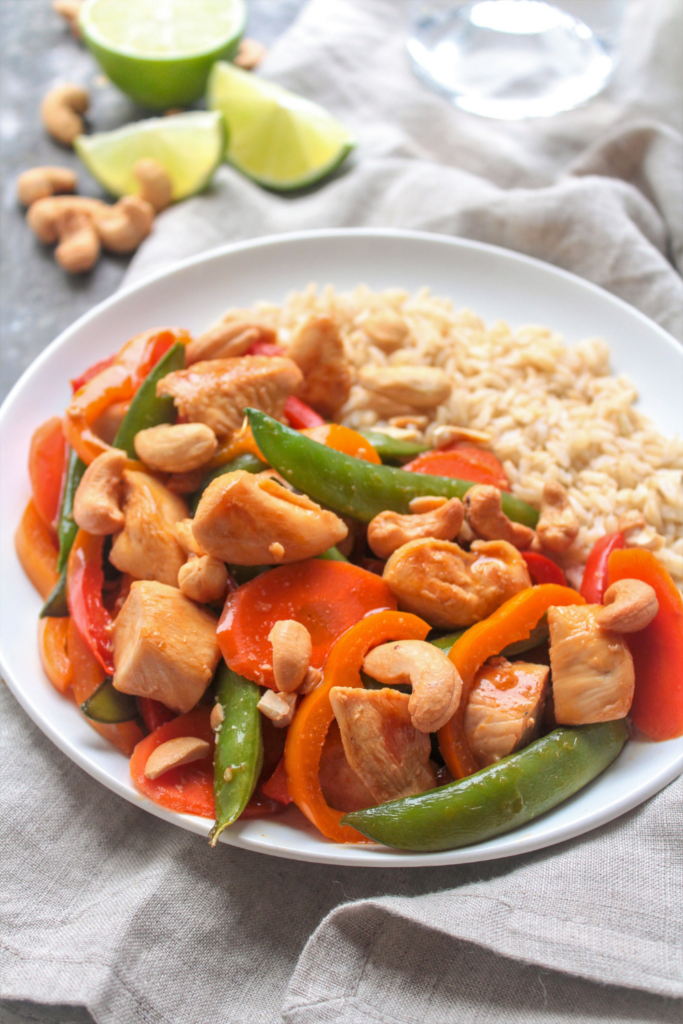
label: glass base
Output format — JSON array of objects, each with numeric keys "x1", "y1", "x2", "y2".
[{"x1": 407, "y1": 0, "x2": 614, "y2": 119}]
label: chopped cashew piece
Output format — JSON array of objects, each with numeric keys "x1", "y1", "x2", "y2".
[
  {"x1": 464, "y1": 484, "x2": 535, "y2": 550},
  {"x1": 596, "y1": 579, "x2": 659, "y2": 633},
  {"x1": 299, "y1": 666, "x2": 323, "y2": 694},
  {"x1": 133, "y1": 158, "x2": 173, "y2": 212},
  {"x1": 96, "y1": 195, "x2": 155, "y2": 253},
  {"x1": 109, "y1": 471, "x2": 187, "y2": 586},
  {"x1": 257, "y1": 689, "x2": 297, "y2": 727},
  {"x1": 192, "y1": 470, "x2": 348, "y2": 565},
  {"x1": 26, "y1": 196, "x2": 107, "y2": 242},
  {"x1": 234, "y1": 37, "x2": 267, "y2": 69},
  {"x1": 73, "y1": 448, "x2": 126, "y2": 535},
  {"x1": 144, "y1": 737, "x2": 211, "y2": 780},
  {"x1": 361, "y1": 311, "x2": 409, "y2": 352},
  {"x1": 113, "y1": 580, "x2": 220, "y2": 714},
  {"x1": 383, "y1": 538, "x2": 531, "y2": 629},
  {"x1": 362, "y1": 639, "x2": 462, "y2": 733},
  {"x1": 157, "y1": 356, "x2": 302, "y2": 440},
  {"x1": 536, "y1": 481, "x2": 579, "y2": 554},
  {"x1": 17, "y1": 166, "x2": 77, "y2": 206},
  {"x1": 367, "y1": 497, "x2": 464, "y2": 559},
  {"x1": 287, "y1": 315, "x2": 351, "y2": 419},
  {"x1": 134, "y1": 422, "x2": 217, "y2": 473},
  {"x1": 210, "y1": 702, "x2": 225, "y2": 730},
  {"x1": 178, "y1": 555, "x2": 228, "y2": 604},
  {"x1": 464, "y1": 659, "x2": 549, "y2": 767},
  {"x1": 359, "y1": 365, "x2": 452, "y2": 409},
  {"x1": 41, "y1": 83, "x2": 88, "y2": 146},
  {"x1": 269, "y1": 620, "x2": 312, "y2": 692},
  {"x1": 432, "y1": 424, "x2": 492, "y2": 448}
]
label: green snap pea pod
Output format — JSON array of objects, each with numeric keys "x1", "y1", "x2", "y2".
[
  {"x1": 191, "y1": 452, "x2": 268, "y2": 514},
  {"x1": 431, "y1": 617, "x2": 549, "y2": 658},
  {"x1": 113, "y1": 341, "x2": 186, "y2": 457},
  {"x1": 209, "y1": 662, "x2": 264, "y2": 847},
  {"x1": 358, "y1": 429, "x2": 429, "y2": 465},
  {"x1": 247, "y1": 409, "x2": 539, "y2": 528},
  {"x1": 40, "y1": 447, "x2": 87, "y2": 618},
  {"x1": 80, "y1": 678, "x2": 138, "y2": 723},
  {"x1": 342, "y1": 721, "x2": 628, "y2": 851},
  {"x1": 317, "y1": 546, "x2": 349, "y2": 562}
]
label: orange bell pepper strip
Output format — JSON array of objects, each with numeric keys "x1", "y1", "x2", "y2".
[
  {"x1": 302, "y1": 423, "x2": 381, "y2": 465},
  {"x1": 63, "y1": 327, "x2": 189, "y2": 466},
  {"x1": 608, "y1": 549, "x2": 683, "y2": 740},
  {"x1": 208, "y1": 422, "x2": 265, "y2": 468},
  {"x1": 438, "y1": 584, "x2": 585, "y2": 779},
  {"x1": 15, "y1": 500, "x2": 60, "y2": 599},
  {"x1": 284, "y1": 609, "x2": 430, "y2": 844},
  {"x1": 29, "y1": 417, "x2": 66, "y2": 533},
  {"x1": 38, "y1": 617, "x2": 73, "y2": 694}
]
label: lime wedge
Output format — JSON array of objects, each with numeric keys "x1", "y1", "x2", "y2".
[
  {"x1": 79, "y1": 0, "x2": 246, "y2": 109},
  {"x1": 207, "y1": 62, "x2": 355, "y2": 191},
  {"x1": 75, "y1": 111, "x2": 225, "y2": 201}
]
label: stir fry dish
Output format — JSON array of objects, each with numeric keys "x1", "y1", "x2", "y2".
[{"x1": 16, "y1": 289, "x2": 683, "y2": 851}]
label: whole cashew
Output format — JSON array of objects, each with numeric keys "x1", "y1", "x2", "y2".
[
  {"x1": 17, "y1": 166, "x2": 77, "y2": 206},
  {"x1": 596, "y1": 579, "x2": 659, "y2": 633},
  {"x1": 234, "y1": 37, "x2": 267, "y2": 70},
  {"x1": 185, "y1": 323, "x2": 263, "y2": 365},
  {"x1": 134, "y1": 422, "x2": 217, "y2": 473},
  {"x1": 53, "y1": 0, "x2": 83, "y2": 39},
  {"x1": 54, "y1": 207, "x2": 100, "y2": 273},
  {"x1": 27, "y1": 196, "x2": 108, "y2": 243},
  {"x1": 134, "y1": 158, "x2": 173, "y2": 213},
  {"x1": 536, "y1": 481, "x2": 579, "y2": 554},
  {"x1": 144, "y1": 736, "x2": 210, "y2": 780},
  {"x1": 464, "y1": 484, "x2": 535, "y2": 550},
  {"x1": 178, "y1": 554, "x2": 228, "y2": 604},
  {"x1": 95, "y1": 196, "x2": 155, "y2": 253},
  {"x1": 268, "y1": 619, "x2": 312, "y2": 692},
  {"x1": 362, "y1": 639, "x2": 462, "y2": 733},
  {"x1": 367, "y1": 497, "x2": 464, "y2": 559},
  {"x1": 73, "y1": 448, "x2": 127, "y2": 534},
  {"x1": 41, "y1": 83, "x2": 89, "y2": 146}
]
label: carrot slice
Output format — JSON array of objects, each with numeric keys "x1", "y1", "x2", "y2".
[
  {"x1": 38, "y1": 617, "x2": 72, "y2": 694},
  {"x1": 217, "y1": 560, "x2": 397, "y2": 688},
  {"x1": 404, "y1": 445, "x2": 510, "y2": 490},
  {"x1": 15, "y1": 500, "x2": 60, "y2": 599},
  {"x1": 29, "y1": 417, "x2": 66, "y2": 532},
  {"x1": 302, "y1": 424, "x2": 381, "y2": 464},
  {"x1": 129, "y1": 708, "x2": 215, "y2": 818}
]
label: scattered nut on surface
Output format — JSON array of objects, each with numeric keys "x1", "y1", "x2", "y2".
[
  {"x1": 41, "y1": 83, "x2": 89, "y2": 146},
  {"x1": 54, "y1": 206, "x2": 100, "y2": 273},
  {"x1": 210, "y1": 703, "x2": 225, "y2": 730},
  {"x1": 53, "y1": 0, "x2": 83, "y2": 38},
  {"x1": 596, "y1": 578, "x2": 659, "y2": 633},
  {"x1": 134, "y1": 158, "x2": 173, "y2": 213},
  {"x1": 144, "y1": 736, "x2": 211, "y2": 780},
  {"x1": 234, "y1": 37, "x2": 267, "y2": 70},
  {"x1": 134, "y1": 422, "x2": 217, "y2": 473},
  {"x1": 27, "y1": 195, "x2": 107, "y2": 243},
  {"x1": 269, "y1": 619, "x2": 313, "y2": 693},
  {"x1": 17, "y1": 166, "x2": 77, "y2": 207},
  {"x1": 96, "y1": 195, "x2": 155, "y2": 253}
]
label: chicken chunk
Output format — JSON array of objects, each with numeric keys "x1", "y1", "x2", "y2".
[
  {"x1": 383, "y1": 538, "x2": 531, "y2": 629},
  {"x1": 548, "y1": 605, "x2": 634, "y2": 725},
  {"x1": 464, "y1": 658, "x2": 549, "y2": 767},
  {"x1": 156, "y1": 356, "x2": 303, "y2": 440},
  {"x1": 287, "y1": 315, "x2": 351, "y2": 419},
  {"x1": 329, "y1": 686, "x2": 435, "y2": 804},
  {"x1": 113, "y1": 581, "x2": 221, "y2": 714},
  {"x1": 318, "y1": 721, "x2": 376, "y2": 813},
  {"x1": 109, "y1": 470, "x2": 187, "y2": 587}
]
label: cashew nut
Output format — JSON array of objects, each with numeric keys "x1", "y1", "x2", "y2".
[
  {"x1": 41, "y1": 83, "x2": 88, "y2": 146},
  {"x1": 359, "y1": 365, "x2": 452, "y2": 409},
  {"x1": 73, "y1": 448, "x2": 126, "y2": 534},
  {"x1": 174, "y1": 518, "x2": 205, "y2": 556},
  {"x1": 144, "y1": 736, "x2": 211, "y2": 779},
  {"x1": 234, "y1": 37, "x2": 267, "y2": 70},
  {"x1": 464, "y1": 484, "x2": 535, "y2": 550},
  {"x1": 257, "y1": 689, "x2": 297, "y2": 727},
  {"x1": 134, "y1": 158, "x2": 173, "y2": 213},
  {"x1": 432, "y1": 424, "x2": 492, "y2": 448},
  {"x1": 368, "y1": 497, "x2": 464, "y2": 559},
  {"x1": 210, "y1": 701, "x2": 224, "y2": 730},
  {"x1": 536, "y1": 481, "x2": 579, "y2": 554},
  {"x1": 268, "y1": 619, "x2": 312, "y2": 692},
  {"x1": 134, "y1": 422, "x2": 217, "y2": 473},
  {"x1": 26, "y1": 196, "x2": 108, "y2": 243},
  {"x1": 54, "y1": 207, "x2": 100, "y2": 273},
  {"x1": 17, "y1": 166, "x2": 77, "y2": 207},
  {"x1": 362, "y1": 639, "x2": 462, "y2": 733},
  {"x1": 596, "y1": 579, "x2": 659, "y2": 633},
  {"x1": 95, "y1": 195, "x2": 155, "y2": 253},
  {"x1": 53, "y1": 0, "x2": 83, "y2": 38},
  {"x1": 361, "y1": 311, "x2": 409, "y2": 352},
  {"x1": 178, "y1": 554, "x2": 228, "y2": 604}
]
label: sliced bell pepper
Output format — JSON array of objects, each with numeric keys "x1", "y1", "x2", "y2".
[
  {"x1": 70, "y1": 355, "x2": 115, "y2": 394},
  {"x1": 66, "y1": 529, "x2": 115, "y2": 675},
  {"x1": 209, "y1": 422, "x2": 265, "y2": 469},
  {"x1": 138, "y1": 698, "x2": 176, "y2": 734},
  {"x1": 302, "y1": 423, "x2": 381, "y2": 464},
  {"x1": 261, "y1": 757, "x2": 292, "y2": 805},
  {"x1": 438, "y1": 584, "x2": 585, "y2": 779},
  {"x1": 15, "y1": 500, "x2": 60, "y2": 600},
  {"x1": 523, "y1": 552, "x2": 567, "y2": 587},
  {"x1": 29, "y1": 417, "x2": 67, "y2": 532},
  {"x1": 608, "y1": 548, "x2": 683, "y2": 740},
  {"x1": 284, "y1": 395, "x2": 325, "y2": 429},
  {"x1": 284, "y1": 609, "x2": 431, "y2": 844},
  {"x1": 112, "y1": 340, "x2": 186, "y2": 457},
  {"x1": 129, "y1": 707, "x2": 215, "y2": 817},
  {"x1": 403, "y1": 445, "x2": 510, "y2": 490},
  {"x1": 580, "y1": 532, "x2": 625, "y2": 603},
  {"x1": 37, "y1": 616, "x2": 72, "y2": 694}
]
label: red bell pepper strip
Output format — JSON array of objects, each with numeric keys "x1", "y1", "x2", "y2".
[
  {"x1": 70, "y1": 355, "x2": 116, "y2": 394},
  {"x1": 261, "y1": 756, "x2": 292, "y2": 805},
  {"x1": 580, "y1": 532, "x2": 625, "y2": 603},
  {"x1": 284, "y1": 395, "x2": 325, "y2": 429},
  {"x1": 66, "y1": 529, "x2": 115, "y2": 675},
  {"x1": 522, "y1": 552, "x2": 567, "y2": 587},
  {"x1": 138, "y1": 697, "x2": 176, "y2": 734},
  {"x1": 247, "y1": 340, "x2": 286, "y2": 357},
  {"x1": 29, "y1": 417, "x2": 67, "y2": 532},
  {"x1": 608, "y1": 548, "x2": 683, "y2": 740}
]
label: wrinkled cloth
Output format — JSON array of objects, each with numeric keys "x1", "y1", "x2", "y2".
[{"x1": 2, "y1": 1, "x2": 682, "y2": 1023}]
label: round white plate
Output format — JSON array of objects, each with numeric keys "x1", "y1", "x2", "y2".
[{"x1": 1, "y1": 229, "x2": 682, "y2": 867}]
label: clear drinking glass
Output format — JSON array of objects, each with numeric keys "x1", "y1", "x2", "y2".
[{"x1": 407, "y1": 0, "x2": 627, "y2": 119}]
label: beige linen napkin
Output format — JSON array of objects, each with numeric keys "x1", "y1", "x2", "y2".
[{"x1": 2, "y1": 2, "x2": 682, "y2": 1023}]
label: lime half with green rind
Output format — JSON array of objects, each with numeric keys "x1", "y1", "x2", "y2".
[
  {"x1": 75, "y1": 111, "x2": 225, "y2": 202},
  {"x1": 208, "y1": 62, "x2": 355, "y2": 191}
]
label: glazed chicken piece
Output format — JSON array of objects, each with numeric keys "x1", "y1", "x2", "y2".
[
  {"x1": 329, "y1": 686, "x2": 436, "y2": 804},
  {"x1": 464, "y1": 657, "x2": 549, "y2": 767},
  {"x1": 109, "y1": 470, "x2": 187, "y2": 587},
  {"x1": 383, "y1": 538, "x2": 531, "y2": 629},
  {"x1": 156, "y1": 356, "x2": 303, "y2": 440},
  {"x1": 113, "y1": 580, "x2": 221, "y2": 714},
  {"x1": 287, "y1": 315, "x2": 351, "y2": 419},
  {"x1": 318, "y1": 721, "x2": 376, "y2": 813},
  {"x1": 548, "y1": 605, "x2": 634, "y2": 724}
]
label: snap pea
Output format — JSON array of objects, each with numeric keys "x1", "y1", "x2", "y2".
[
  {"x1": 317, "y1": 546, "x2": 349, "y2": 562},
  {"x1": 113, "y1": 341, "x2": 186, "y2": 458},
  {"x1": 191, "y1": 452, "x2": 267, "y2": 514},
  {"x1": 80, "y1": 677, "x2": 138, "y2": 723},
  {"x1": 358, "y1": 429, "x2": 429, "y2": 465},
  {"x1": 247, "y1": 409, "x2": 539, "y2": 528},
  {"x1": 40, "y1": 447, "x2": 86, "y2": 618},
  {"x1": 209, "y1": 661, "x2": 263, "y2": 846},
  {"x1": 431, "y1": 617, "x2": 549, "y2": 658},
  {"x1": 342, "y1": 720, "x2": 628, "y2": 851}
]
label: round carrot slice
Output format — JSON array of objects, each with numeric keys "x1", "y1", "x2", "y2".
[
  {"x1": 404, "y1": 445, "x2": 509, "y2": 490},
  {"x1": 130, "y1": 707, "x2": 215, "y2": 818}
]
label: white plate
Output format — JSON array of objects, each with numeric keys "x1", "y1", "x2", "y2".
[{"x1": 1, "y1": 229, "x2": 682, "y2": 868}]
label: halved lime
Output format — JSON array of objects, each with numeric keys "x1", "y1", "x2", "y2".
[
  {"x1": 75, "y1": 111, "x2": 225, "y2": 201},
  {"x1": 79, "y1": 0, "x2": 246, "y2": 109},
  {"x1": 207, "y1": 62, "x2": 356, "y2": 191}
]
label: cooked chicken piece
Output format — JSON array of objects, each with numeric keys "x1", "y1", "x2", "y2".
[
  {"x1": 318, "y1": 721, "x2": 376, "y2": 813},
  {"x1": 192, "y1": 470, "x2": 348, "y2": 565},
  {"x1": 109, "y1": 470, "x2": 187, "y2": 587},
  {"x1": 383, "y1": 538, "x2": 531, "y2": 629},
  {"x1": 329, "y1": 687, "x2": 435, "y2": 804},
  {"x1": 113, "y1": 580, "x2": 221, "y2": 714},
  {"x1": 464, "y1": 658, "x2": 549, "y2": 767},
  {"x1": 287, "y1": 315, "x2": 351, "y2": 419},
  {"x1": 156, "y1": 356, "x2": 303, "y2": 440},
  {"x1": 548, "y1": 605, "x2": 635, "y2": 724}
]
